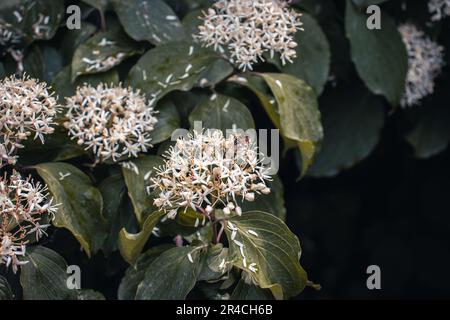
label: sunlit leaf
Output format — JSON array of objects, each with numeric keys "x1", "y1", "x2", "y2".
[{"x1": 224, "y1": 211, "x2": 308, "y2": 300}]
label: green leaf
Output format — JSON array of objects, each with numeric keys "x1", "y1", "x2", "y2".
[
  {"x1": 35, "y1": 162, "x2": 107, "y2": 257},
  {"x1": 197, "y1": 59, "x2": 234, "y2": 88},
  {"x1": 81, "y1": 0, "x2": 110, "y2": 12},
  {"x1": 227, "y1": 74, "x2": 297, "y2": 154},
  {"x1": 20, "y1": 246, "x2": 77, "y2": 300},
  {"x1": 259, "y1": 73, "x2": 323, "y2": 176},
  {"x1": 189, "y1": 94, "x2": 255, "y2": 133},
  {"x1": 99, "y1": 174, "x2": 137, "y2": 255},
  {"x1": 118, "y1": 210, "x2": 166, "y2": 266},
  {"x1": 240, "y1": 176, "x2": 286, "y2": 221},
  {"x1": 309, "y1": 88, "x2": 385, "y2": 177},
  {"x1": 77, "y1": 289, "x2": 106, "y2": 300},
  {"x1": 118, "y1": 244, "x2": 173, "y2": 300},
  {"x1": 405, "y1": 104, "x2": 450, "y2": 159},
  {"x1": 345, "y1": 0, "x2": 407, "y2": 105},
  {"x1": 52, "y1": 65, "x2": 120, "y2": 102},
  {"x1": 23, "y1": 45, "x2": 44, "y2": 79},
  {"x1": 198, "y1": 244, "x2": 229, "y2": 282},
  {"x1": 0, "y1": 276, "x2": 12, "y2": 300},
  {"x1": 71, "y1": 28, "x2": 142, "y2": 81},
  {"x1": 113, "y1": 0, "x2": 185, "y2": 45},
  {"x1": 228, "y1": 74, "x2": 281, "y2": 129},
  {"x1": 40, "y1": 45, "x2": 64, "y2": 83},
  {"x1": 121, "y1": 155, "x2": 165, "y2": 224},
  {"x1": 224, "y1": 211, "x2": 308, "y2": 300},
  {"x1": 60, "y1": 22, "x2": 97, "y2": 63},
  {"x1": 281, "y1": 13, "x2": 330, "y2": 95},
  {"x1": 181, "y1": 9, "x2": 202, "y2": 38},
  {"x1": 18, "y1": 129, "x2": 86, "y2": 165},
  {"x1": 0, "y1": 62, "x2": 5, "y2": 78},
  {"x1": 127, "y1": 41, "x2": 220, "y2": 103},
  {"x1": 231, "y1": 279, "x2": 274, "y2": 300},
  {"x1": 150, "y1": 99, "x2": 181, "y2": 144},
  {"x1": 19, "y1": 0, "x2": 64, "y2": 41},
  {"x1": 352, "y1": 0, "x2": 388, "y2": 8},
  {"x1": 135, "y1": 245, "x2": 206, "y2": 299}
]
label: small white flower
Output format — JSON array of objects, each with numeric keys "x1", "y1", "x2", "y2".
[
  {"x1": 198, "y1": 0, "x2": 303, "y2": 70},
  {"x1": 64, "y1": 83, "x2": 158, "y2": 163},
  {"x1": 399, "y1": 24, "x2": 445, "y2": 108},
  {"x1": 0, "y1": 171, "x2": 58, "y2": 273},
  {"x1": 151, "y1": 130, "x2": 271, "y2": 217},
  {"x1": 0, "y1": 75, "x2": 59, "y2": 167}
]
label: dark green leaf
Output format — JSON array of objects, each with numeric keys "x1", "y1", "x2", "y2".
[
  {"x1": 135, "y1": 245, "x2": 206, "y2": 299},
  {"x1": 118, "y1": 244, "x2": 173, "y2": 300},
  {"x1": 20, "y1": 246, "x2": 77, "y2": 300},
  {"x1": 0, "y1": 276, "x2": 12, "y2": 300},
  {"x1": 18, "y1": 0, "x2": 64, "y2": 41},
  {"x1": 0, "y1": 62, "x2": 5, "y2": 78},
  {"x1": 121, "y1": 155, "x2": 165, "y2": 224},
  {"x1": 240, "y1": 176, "x2": 286, "y2": 221},
  {"x1": 198, "y1": 244, "x2": 229, "y2": 282},
  {"x1": 309, "y1": 89, "x2": 385, "y2": 177},
  {"x1": 77, "y1": 289, "x2": 106, "y2": 300},
  {"x1": 352, "y1": 0, "x2": 388, "y2": 8},
  {"x1": 35, "y1": 162, "x2": 107, "y2": 257},
  {"x1": 127, "y1": 41, "x2": 220, "y2": 103},
  {"x1": 71, "y1": 28, "x2": 142, "y2": 81},
  {"x1": 231, "y1": 279, "x2": 274, "y2": 300},
  {"x1": 181, "y1": 9, "x2": 202, "y2": 37},
  {"x1": 189, "y1": 94, "x2": 255, "y2": 133},
  {"x1": 52, "y1": 65, "x2": 120, "y2": 102},
  {"x1": 23, "y1": 45, "x2": 44, "y2": 79},
  {"x1": 81, "y1": 0, "x2": 110, "y2": 12},
  {"x1": 60, "y1": 22, "x2": 97, "y2": 63},
  {"x1": 99, "y1": 174, "x2": 136, "y2": 255},
  {"x1": 281, "y1": 13, "x2": 330, "y2": 95},
  {"x1": 405, "y1": 104, "x2": 450, "y2": 159},
  {"x1": 113, "y1": 0, "x2": 185, "y2": 45},
  {"x1": 40, "y1": 45, "x2": 63, "y2": 83},
  {"x1": 345, "y1": 0, "x2": 407, "y2": 105},
  {"x1": 18, "y1": 129, "x2": 86, "y2": 165},
  {"x1": 197, "y1": 59, "x2": 234, "y2": 87},
  {"x1": 150, "y1": 99, "x2": 181, "y2": 144}
]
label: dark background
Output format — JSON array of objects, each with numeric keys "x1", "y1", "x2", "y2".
[{"x1": 283, "y1": 0, "x2": 450, "y2": 299}]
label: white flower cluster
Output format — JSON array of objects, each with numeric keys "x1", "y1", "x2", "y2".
[
  {"x1": 0, "y1": 171, "x2": 57, "y2": 273},
  {"x1": 399, "y1": 24, "x2": 445, "y2": 108},
  {"x1": 198, "y1": 0, "x2": 303, "y2": 70},
  {"x1": 0, "y1": 75, "x2": 59, "y2": 167},
  {"x1": 64, "y1": 84, "x2": 158, "y2": 163},
  {"x1": 151, "y1": 130, "x2": 271, "y2": 218},
  {"x1": 428, "y1": 0, "x2": 450, "y2": 21}
]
